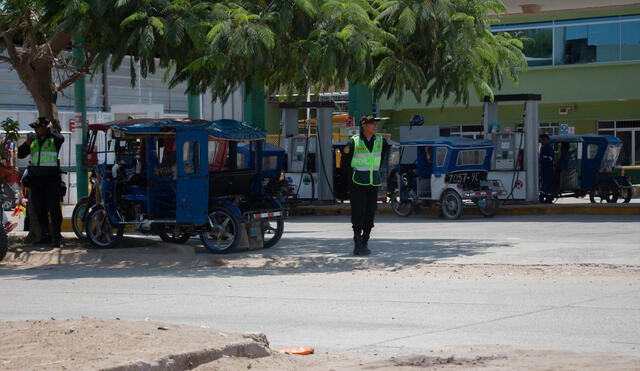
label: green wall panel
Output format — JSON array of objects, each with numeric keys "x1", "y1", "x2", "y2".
[
  {"x1": 379, "y1": 62, "x2": 640, "y2": 111},
  {"x1": 381, "y1": 99, "x2": 640, "y2": 141}
]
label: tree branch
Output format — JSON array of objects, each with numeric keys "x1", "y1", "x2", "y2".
[
  {"x1": 1, "y1": 31, "x2": 19, "y2": 62},
  {"x1": 55, "y1": 54, "x2": 95, "y2": 92},
  {"x1": 48, "y1": 31, "x2": 73, "y2": 55}
]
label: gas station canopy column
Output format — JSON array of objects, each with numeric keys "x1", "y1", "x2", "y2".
[
  {"x1": 483, "y1": 94, "x2": 542, "y2": 203},
  {"x1": 279, "y1": 101, "x2": 336, "y2": 202}
]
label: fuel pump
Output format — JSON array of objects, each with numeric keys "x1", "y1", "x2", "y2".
[
  {"x1": 483, "y1": 94, "x2": 541, "y2": 202},
  {"x1": 283, "y1": 135, "x2": 319, "y2": 199},
  {"x1": 490, "y1": 132, "x2": 526, "y2": 200}
]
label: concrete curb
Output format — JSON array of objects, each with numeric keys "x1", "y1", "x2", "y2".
[
  {"x1": 291, "y1": 203, "x2": 640, "y2": 217},
  {"x1": 104, "y1": 336, "x2": 271, "y2": 371}
]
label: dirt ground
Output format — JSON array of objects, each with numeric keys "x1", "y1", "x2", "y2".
[
  {"x1": 1, "y1": 318, "x2": 639, "y2": 371},
  {"x1": 3, "y1": 236, "x2": 640, "y2": 370}
]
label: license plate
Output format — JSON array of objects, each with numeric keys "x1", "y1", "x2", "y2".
[{"x1": 478, "y1": 200, "x2": 487, "y2": 207}]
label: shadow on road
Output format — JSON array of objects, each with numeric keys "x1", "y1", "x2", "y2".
[{"x1": 0, "y1": 235, "x2": 512, "y2": 280}]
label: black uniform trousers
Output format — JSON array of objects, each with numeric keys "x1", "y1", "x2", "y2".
[
  {"x1": 29, "y1": 175, "x2": 62, "y2": 240},
  {"x1": 350, "y1": 184, "x2": 378, "y2": 231}
]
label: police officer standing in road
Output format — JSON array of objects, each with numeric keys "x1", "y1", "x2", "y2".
[
  {"x1": 18, "y1": 117, "x2": 65, "y2": 247},
  {"x1": 341, "y1": 115, "x2": 390, "y2": 256}
]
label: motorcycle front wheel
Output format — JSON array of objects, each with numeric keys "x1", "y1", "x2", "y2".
[{"x1": 85, "y1": 205, "x2": 124, "y2": 248}]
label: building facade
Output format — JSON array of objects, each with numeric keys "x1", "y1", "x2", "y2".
[{"x1": 378, "y1": 3, "x2": 640, "y2": 166}]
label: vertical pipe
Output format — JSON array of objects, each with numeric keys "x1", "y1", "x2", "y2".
[
  {"x1": 348, "y1": 82, "x2": 373, "y2": 121},
  {"x1": 187, "y1": 78, "x2": 201, "y2": 119},
  {"x1": 73, "y1": 36, "x2": 88, "y2": 200},
  {"x1": 243, "y1": 79, "x2": 265, "y2": 129}
]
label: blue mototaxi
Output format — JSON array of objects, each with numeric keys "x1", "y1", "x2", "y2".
[
  {"x1": 85, "y1": 118, "x2": 285, "y2": 252},
  {"x1": 550, "y1": 134, "x2": 633, "y2": 203},
  {"x1": 390, "y1": 137, "x2": 506, "y2": 219},
  {"x1": 237, "y1": 141, "x2": 292, "y2": 201}
]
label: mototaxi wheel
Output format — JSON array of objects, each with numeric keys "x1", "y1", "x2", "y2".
[
  {"x1": 71, "y1": 198, "x2": 91, "y2": 239},
  {"x1": 618, "y1": 187, "x2": 633, "y2": 203},
  {"x1": 0, "y1": 224, "x2": 7, "y2": 261},
  {"x1": 589, "y1": 183, "x2": 618, "y2": 203},
  {"x1": 85, "y1": 205, "x2": 124, "y2": 248},
  {"x1": 262, "y1": 217, "x2": 284, "y2": 249},
  {"x1": 477, "y1": 196, "x2": 499, "y2": 217},
  {"x1": 199, "y1": 207, "x2": 240, "y2": 253},
  {"x1": 158, "y1": 224, "x2": 191, "y2": 244},
  {"x1": 390, "y1": 190, "x2": 413, "y2": 217},
  {"x1": 441, "y1": 190, "x2": 464, "y2": 220}
]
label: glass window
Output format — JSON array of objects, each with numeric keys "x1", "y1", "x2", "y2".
[
  {"x1": 621, "y1": 21, "x2": 640, "y2": 61},
  {"x1": 598, "y1": 121, "x2": 614, "y2": 129},
  {"x1": 456, "y1": 150, "x2": 486, "y2": 166},
  {"x1": 586, "y1": 144, "x2": 599, "y2": 159},
  {"x1": 495, "y1": 16, "x2": 640, "y2": 67},
  {"x1": 436, "y1": 147, "x2": 447, "y2": 167},
  {"x1": 617, "y1": 120, "x2": 640, "y2": 128},
  {"x1": 513, "y1": 28, "x2": 553, "y2": 66},
  {"x1": 236, "y1": 153, "x2": 245, "y2": 169},
  {"x1": 208, "y1": 140, "x2": 219, "y2": 165},
  {"x1": 602, "y1": 145, "x2": 621, "y2": 169},
  {"x1": 262, "y1": 156, "x2": 278, "y2": 171},
  {"x1": 183, "y1": 141, "x2": 198, "y2": 174},
  {"x1": 635, "y1": 131, "x2": 640, "y2": 165},
  {"x1": 617, "y1": 131, "x2": 632, "y2": 165},
  {"x1": 560, "y1": 22, "x2": 620, "y2": 64}
]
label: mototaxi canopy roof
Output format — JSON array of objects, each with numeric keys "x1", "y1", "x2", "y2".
[
  {"x1": 400, "y1": 136, "x2": 493, "y2": 149},
  {"x1": 109, "y1": 118, "x2": 266, "y2": 141}
]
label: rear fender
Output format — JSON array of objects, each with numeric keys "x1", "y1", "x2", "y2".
[{"x1": 208, "y1": 199, "x2": 242, "y2": 217}]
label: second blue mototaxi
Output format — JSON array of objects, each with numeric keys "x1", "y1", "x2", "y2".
[
  {"x1": 549, "y1": 134, "x2": 633, "y2": 203},
  {"x1": 389, "y1": 137, "x2": 506, "y2": 219}
]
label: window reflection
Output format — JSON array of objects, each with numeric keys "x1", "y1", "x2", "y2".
[
  {"x1": 622, "y1": 21, "x2": 640, "y2": 60},
  {"x1": 514, "y1": 28, "x2": 553, "y2": 66},
  {"x1": 493, "y1": 16, "x2": 640, "y2": 66},
  {"x1": 560, "y1": 23, "x2": 619, "y2": 64}
]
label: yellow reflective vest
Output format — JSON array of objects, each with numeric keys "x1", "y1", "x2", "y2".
[
  {"x1": 29, "y1": 137, "x2": 60, "y2": 176},
  {"x1": 350, "y1": 134, "x2": 383, "y2": 186}
]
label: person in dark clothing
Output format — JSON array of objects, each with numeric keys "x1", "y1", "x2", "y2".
[
  {"x1": 538, "y1": 133, "x2": 555, "y2": 204},
  {"x1": 341, "y1": 115, "x2": 390, "y2": 256},
  {"x1": 18, "y1": 117, "x2": 65, "y2": 246}
]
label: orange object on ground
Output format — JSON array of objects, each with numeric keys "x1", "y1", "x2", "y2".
[{"x1": 278, "y1": 347, "x2": 314, "y2": 355}]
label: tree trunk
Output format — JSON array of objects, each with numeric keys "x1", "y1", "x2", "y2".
[{"x1": 12, "y1": 55, "x2": 61, "y2": 129}]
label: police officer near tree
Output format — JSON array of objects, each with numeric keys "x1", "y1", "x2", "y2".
[
  {"x1": 18, "y1": 117, "x2": 65, "y2": 247},
  {"x1": 341, "y1": 115, "x2": 390, "y2": 256}
]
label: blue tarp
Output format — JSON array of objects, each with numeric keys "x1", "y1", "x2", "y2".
[
  {"x1": 400, "y1": 136, "x2": 493, "y2": 148},
  {"x1": 111, "y1": 119, "x2": 266, "y2": 141}
]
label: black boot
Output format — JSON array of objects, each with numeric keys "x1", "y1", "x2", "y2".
[
  {"x1": 360, "y1": 228, "x2": 372, "y2": 255},
  {"x1": 353, "y1": 228, "x2": 370, "y2": 256},
  {"x1": 352, "y1": 228, "x2": 365, "y2": 256}
]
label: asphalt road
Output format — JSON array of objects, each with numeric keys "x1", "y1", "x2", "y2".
[{"x1": 1, "y1": 214, "x2": 639, "y2": 358}]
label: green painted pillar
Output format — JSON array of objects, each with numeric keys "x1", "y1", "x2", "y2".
[
  {"x1": 243, "y1": 79, "x2": 265, "y2": 129},
  {"x1": 187, "y1": 79, "x2": 201, "y2": 119},
  {"x1": 73, "y1": 37, "x2": 88, "y2": 200},
  {"x1": 348, "y1": 82, "x2": 374, "y2": 122}
]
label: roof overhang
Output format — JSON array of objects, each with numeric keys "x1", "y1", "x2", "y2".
[{"x1": 501, "y1": 0, "x2": 640, "y2": 15}]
